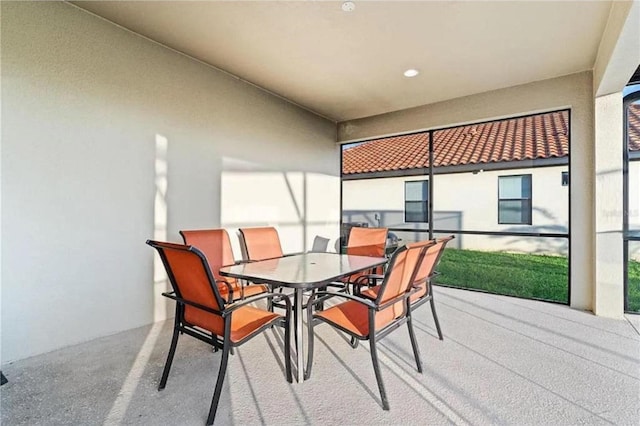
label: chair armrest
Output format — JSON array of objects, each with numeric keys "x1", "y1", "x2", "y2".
[
  {"x1": 353, "y1": 274, "x2": 385, "y2": 286},
  {"x1": 215, "y1": 279, "x2": 234, "y2": 303},
  {"x1": 308, "y1": 291, "x2": 377, "y2": 309},
  {"x1": 161, "y1": 291, "x2": 223, "y2": 316},
  {"x1": 360, "y1": 291, "x2": 377, "y2": 301},
  {"x1": 376, "y1": 286, "x2": 421, "y2": 311},
  {"x1": 222, "y1": 292, "x2": 291, "y2": 316},
  {"x1": 283, "y1": 251, "x2": 305, "y2": 257}
]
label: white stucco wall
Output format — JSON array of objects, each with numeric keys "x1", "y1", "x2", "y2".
[
  {"x1": 1, "y1": 2, "x2": 339, "y2": 362},
  {"x1": 593, "y1": 0, "x2": 639, "y2": 98},
  {"x1": 343, "y1": 165, "x2": 568, "y2": 254},
  {"x1": 591, "y1": 0, "x2": 639, "y2": 318},
  {"x1": 593, "y1": 93, "x2": 625, "y2": 317},
  {"x1": 220, "y1": 163, "x2": 340, "y2": 256}
]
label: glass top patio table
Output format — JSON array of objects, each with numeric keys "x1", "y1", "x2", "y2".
[
  {"x1": 219, "y1": 252, "x2": 388, "y2": 383},
  {"x1": 219, "y1": 252, "x2": 387, "y2": 289}
]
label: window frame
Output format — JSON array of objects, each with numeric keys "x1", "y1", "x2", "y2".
[
  {"x1": 498, "y1": 174, "x2": 533, "y2": 225},
  {"x1": 404, "y1": 180, "x2": 429, "y2": 223}
]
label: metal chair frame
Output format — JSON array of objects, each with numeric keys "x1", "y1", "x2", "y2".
[
  {"x1": 179, "y1": 229, "x2": 267, "y2": 302},
  {"x1": 147, "y1": 240, "x2": 292, "y2": 425},
  {"x1": 238, "y1": 226, "x2": 285, "y2": 262},
  {"x1": 343, "y1": 227, "x2": 389, "y2": 296},
  {"x1": 304, "y1": 242, "x2": 434, "y2": 410},
  {"x1": 238, "y1": 227, "x2": 344, "y2": 316},
  {"x1": 356, "y1": 235, "x2": 455, "y2": 341}
]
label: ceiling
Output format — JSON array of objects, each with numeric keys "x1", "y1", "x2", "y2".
[{"x1": 72, "y1": 1, "x2": 613, "y2": 122}]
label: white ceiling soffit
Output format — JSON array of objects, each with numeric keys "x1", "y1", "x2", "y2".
[{"x1": 73, "y1": 1, "x2": 613, "y2": 122}]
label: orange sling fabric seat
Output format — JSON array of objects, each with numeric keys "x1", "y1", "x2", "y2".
[
  {"x1": 180, "y1": 229, "x2": 268, "y2": 301},
  {"x1": 314, "y1": 299, "x2": 399, "y2": 337},
  {"x1": 146, "y1": 240, "x2": 292, "y2": 425},
  {"x1": 185, "y1": 304, "x2": 280, "y2": 344},
  {"x1": 306, "y1": 239, "x2": 436, "y2": 411},
  {"x1": 239, "y1": 227, "x2": 285, "y2": 261}
]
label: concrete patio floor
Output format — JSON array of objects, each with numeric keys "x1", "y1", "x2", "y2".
[{"x1": 2, "y1": 286, "x2": 639, "y2": 425}]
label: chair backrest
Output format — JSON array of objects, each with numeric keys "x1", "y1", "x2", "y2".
[
  {"x1": 410, "y1": 235, "x2": 455, "y2": 298},
  {"x1": 346, "y1": 227, "x2": 388, "y2": 257},
  {"x1": 239, "y1": 227, "x2": 284, "y2": 261},
  {"x1": 179, "y1": 229, "x2": 235, "y2": 281},
  {"x1": 376, "y1": 240, "x2": 434, "y2": 304},
  {"x1": 311, "y1": 235, "x2": 330, "y2": 253},
  {"x1": 374, "y1": 240, "x2": 435, "y2": 319},
  {"x1": 146, "y1": 240, "x2": 226, "y2": 314}
]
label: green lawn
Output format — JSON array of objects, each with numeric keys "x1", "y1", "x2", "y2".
[
  {"x1": 435, "y1": 248, "x2": 569, "y2": 303},
  {"x1": 627, "y1": 260, "x2": 640, "y2": 312},
  {"x1": 435, "y1": 248, "x2": 640, "y2": 311}
]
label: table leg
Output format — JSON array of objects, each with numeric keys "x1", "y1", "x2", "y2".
[{"x1": 294, "y1": 289, "x2": 304, "y2": 383}]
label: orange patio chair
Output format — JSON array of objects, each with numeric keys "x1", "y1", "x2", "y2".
[
  {"x1": 238, "y1": 226, "x2": 284, "y2": 261},
  {"x1": 238, "y1": 226, "x2": 287, "y2": 311},
  {"x1": 343, "y1": 227, "x2": 388, "y2": 294},
  {"x1": 180, "y1": 229, "x2": 268, "y2": 302},
  {"x1": 146, "y1": 240, "x2": 292, "y2": 425},
  {"x1": 305, "y1": 239, "x2": 435, "y2": 410},
  {"x1": 361, "y1": 235, "x2": 455, "y2": 340}
]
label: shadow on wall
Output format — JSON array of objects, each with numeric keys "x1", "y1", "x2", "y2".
[
  {"x1": 153, "y1": 134, "x2": 172, "y2": 322},
  {"x1": 491, "y1": 228, "x2": 569, "y2": 255},
  {"x1": 342, "y1": 207, "x2": 570, "y2": 256},
  {"x1": 220, "y1": 158, "x2": 341, "y2": 258},
  {"x1": 493, "y1": 206, "x2": 569, "y2": 256}
]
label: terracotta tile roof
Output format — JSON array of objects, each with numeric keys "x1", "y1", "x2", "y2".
[
  {"x1": 343, "y1": 111, "x2": 569, "y2": 175},
  {"x1": 629, "y1": 103, "x2": 640, "y2": 152}
]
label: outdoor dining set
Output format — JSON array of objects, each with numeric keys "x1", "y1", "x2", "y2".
[{"x1": 146, "y1": 227, "x2": 453, "y2": 425}]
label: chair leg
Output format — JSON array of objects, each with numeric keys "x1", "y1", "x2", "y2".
[
  {"x1": 211, "y1": 333, "x2": 219, "y2": 352},
  {"x1": 407, "y1": 314, "x2": 423, "y2": 373},
  {"x1": 159, "y1": 314, "x2": 181, "y2": 390},
  {"x1": 206, "y1": 337, "x2": 231, "y2": 425},
  {"x1": 304, "y1": 314, "x2": 315, "y2": 380},
  {"x1": 349, "y1": 336, "x2": 359, "y2": 349},
  {"x1": 293, "y1": 303, "x2": 299, "y2": 349},
  {"x1": 369, "y1": 336, "x2": 389, "y2": 410},
  {"x1": 353, "y1": 284, "x2": 361, "y2": 296},
  {"x1": 267, "y1": 286, "x2": 281, "y2": 312},
  {"x1": 430, "y1": 296, "x2": 443, "y2": 340},
  {"x1": 284, "y1": 317, "x2": 293, "y2": 383},
  {"x1": 317, "y1": 287, "x2": 325, "y2": 311}
]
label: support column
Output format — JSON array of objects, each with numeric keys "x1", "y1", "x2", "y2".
[{"x1": 593, "y1": 92, "x2": 625, "y2": 318}]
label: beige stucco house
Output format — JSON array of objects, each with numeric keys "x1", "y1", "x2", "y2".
[{"x1": 342, "y1": 110, "x2": 572, "y2": 254}]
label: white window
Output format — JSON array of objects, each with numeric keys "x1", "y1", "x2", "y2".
[
  {"x1": 405, "y1": 180, "x2": 428, "y2": 223},
  {"x1": 498, "y1": 175, "x2": 532, "y2": 225}
]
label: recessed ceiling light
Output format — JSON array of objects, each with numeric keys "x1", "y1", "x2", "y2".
[
  {"x1": 342, "y1": 1, "x2": 355, "y2": 12},
  {"x1": 404, "y1": 69, "x2": 419, "y2": 78}
]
